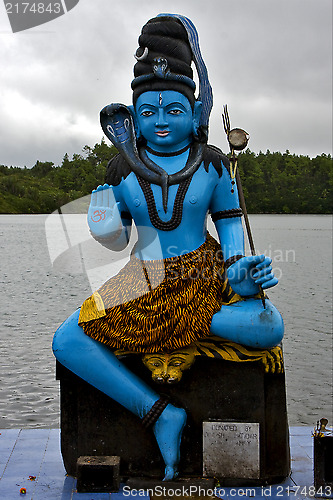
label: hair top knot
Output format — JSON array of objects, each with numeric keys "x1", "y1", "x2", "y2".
[{"x1": 132, "y1": 15, "x2": 196, "y2": 105}]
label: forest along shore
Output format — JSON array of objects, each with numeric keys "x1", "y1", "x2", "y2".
[{"x1": 0, "y1": 140, "x2": 332, "y2": 214}]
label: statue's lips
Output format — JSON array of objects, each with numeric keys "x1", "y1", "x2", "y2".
[{"x1": 155, "y1": 131, "x2": 170, "y2": 137}]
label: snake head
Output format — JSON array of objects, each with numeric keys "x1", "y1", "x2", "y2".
[{"x1": 152, "y1": 57, "x2": 170, "y2": 79}]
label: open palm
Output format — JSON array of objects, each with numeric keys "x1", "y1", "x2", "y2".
[{"x1": 88, "y1": 184, "x2": 122, "y2": 238}]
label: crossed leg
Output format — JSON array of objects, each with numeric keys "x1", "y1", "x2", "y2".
[
  {"x1": 52, "y1": 309, "x2": 186, "y2": 480},
  {"x1": 210, "y1": 298, "x2": 284, "y2": 349}
]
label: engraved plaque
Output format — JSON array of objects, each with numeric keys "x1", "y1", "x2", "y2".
[{"x1": 203, "y1": 422, "x2": 260, "y2": 479}]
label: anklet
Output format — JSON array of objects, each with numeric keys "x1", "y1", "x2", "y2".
[{"x1": 142, "y1": 396, "x2": 170, "y2": 428}]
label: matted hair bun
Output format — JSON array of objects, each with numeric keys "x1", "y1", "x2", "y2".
[{"x1": 132, "y1": 16, "x2": 195, "y2": 105}]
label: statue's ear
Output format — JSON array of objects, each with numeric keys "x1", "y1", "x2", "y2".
[
  {"x1": 192, "y1": 100, "x2": 202, "y2": 138},
  {"x1": 128, "y1": 105, "x2": 141, "y2": 138}
]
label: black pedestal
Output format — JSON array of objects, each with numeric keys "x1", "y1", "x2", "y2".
[
  {"x1": 314, "y1": 435, "x2": 333, "y2": 490},
  {"x1": 56, "y1": 354, "x2": 290, "y2": 485}
]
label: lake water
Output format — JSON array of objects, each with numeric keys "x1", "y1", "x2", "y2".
[{"x1": 0, "y1": 214, "x2": 332, "y2": 429}]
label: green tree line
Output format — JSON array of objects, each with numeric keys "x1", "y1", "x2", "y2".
[{"x1": 0, "y1": 141, "x2": 331, "y2": 214}]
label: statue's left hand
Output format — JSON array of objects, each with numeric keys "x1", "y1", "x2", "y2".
[{"x1": 227, "y1": 255, "x2": 278, "y2": 297}]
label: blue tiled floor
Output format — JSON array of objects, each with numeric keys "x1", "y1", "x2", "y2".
[{"x1": 0, "y1": 427, "x2": 331, "y2": 499}]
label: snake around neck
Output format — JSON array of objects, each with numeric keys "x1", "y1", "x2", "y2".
[{"x1": 100, "y1": 103, "x2": 205, "y2": 228}]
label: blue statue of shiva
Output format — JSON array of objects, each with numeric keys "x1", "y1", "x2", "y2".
[{"x1": 52, "y1": 14, "x2": 284, "y2": 481}]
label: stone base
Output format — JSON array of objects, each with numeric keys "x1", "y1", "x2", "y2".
[
  {"x1": 126, "y1": 477, "x2": 215, "y2": 495},
  {"x1": 76, "y1": 455, "x2": 120, "y2": 493},
  {"x1": 56, "y1": 354, "x2": 290, "y2": 485}
]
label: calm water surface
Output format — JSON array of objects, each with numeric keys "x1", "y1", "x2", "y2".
[{"x1": 0, "y1": 214, "x2": 332, "y2": 428}]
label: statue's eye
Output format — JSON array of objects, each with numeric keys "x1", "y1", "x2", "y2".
[
  {"x1": 168, "y1": 109, "x2": 183, "y2": 115},
  {"x1": 141, "y1": 110, "x2": 154, "y2": 117}
]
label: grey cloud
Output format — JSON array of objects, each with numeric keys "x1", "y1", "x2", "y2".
[{"x1": 0, "y1": 0, "x2": 331, "y2": 167}]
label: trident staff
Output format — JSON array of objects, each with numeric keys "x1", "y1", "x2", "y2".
[{"x1": 222, "y1": 105, "x2": 266, "y2": 308}]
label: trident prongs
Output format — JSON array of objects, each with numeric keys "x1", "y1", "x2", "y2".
[{"x1": 222, "y1": 104, "x2": 231, "y2": 136}]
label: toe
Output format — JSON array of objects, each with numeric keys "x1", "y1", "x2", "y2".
[{"x1": 163, "y1": 465, "x2": 178, "y2": 481}]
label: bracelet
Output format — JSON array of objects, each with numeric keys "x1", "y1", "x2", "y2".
[
  {"x1": 91, "y1": 226, "x2": 122, "y2": 245},
  {"x1": 142, "y1": 396, "x2": 170, "y2": 429},
  {"x1": 225, "y1": 254, "x2": 244, "y2": 268}
]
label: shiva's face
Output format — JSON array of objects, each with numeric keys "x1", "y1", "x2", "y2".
[{"x1": 135, "y1": 91, "x2": 201, "y2": 153}]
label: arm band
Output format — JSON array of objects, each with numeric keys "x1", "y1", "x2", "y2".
[{"x1": 211, "y1": 208, "x2": 243, "y2": 222}]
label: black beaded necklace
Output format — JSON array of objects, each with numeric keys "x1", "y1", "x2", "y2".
[
  {"x1": 137, "y1": 145, "x2": 196, "y2": 231},
  {"x1": 137, "y1": 174, "x2": 193, "y2": 231}
]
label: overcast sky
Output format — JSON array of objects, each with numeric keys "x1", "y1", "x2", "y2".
[{"x1": 0, "y1": 0, "x2": 332, "y2": 168}]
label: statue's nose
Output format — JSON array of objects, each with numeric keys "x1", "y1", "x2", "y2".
[{"x1": 155, "y1": 109, "x2": 168, "y2": 127}]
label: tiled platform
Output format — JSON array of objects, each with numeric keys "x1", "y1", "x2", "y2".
[{"x1": 0, "y1": 427, "x2": 331, "y2": 499}]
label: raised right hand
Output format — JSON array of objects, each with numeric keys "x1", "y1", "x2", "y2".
[{"x1": 88, "y1": 184, "x2": 122, "y2": 238}]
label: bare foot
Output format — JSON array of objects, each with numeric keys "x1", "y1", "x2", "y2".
[{"x1": 153, "y1": 404, "x2": 187, "y2": 481}]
